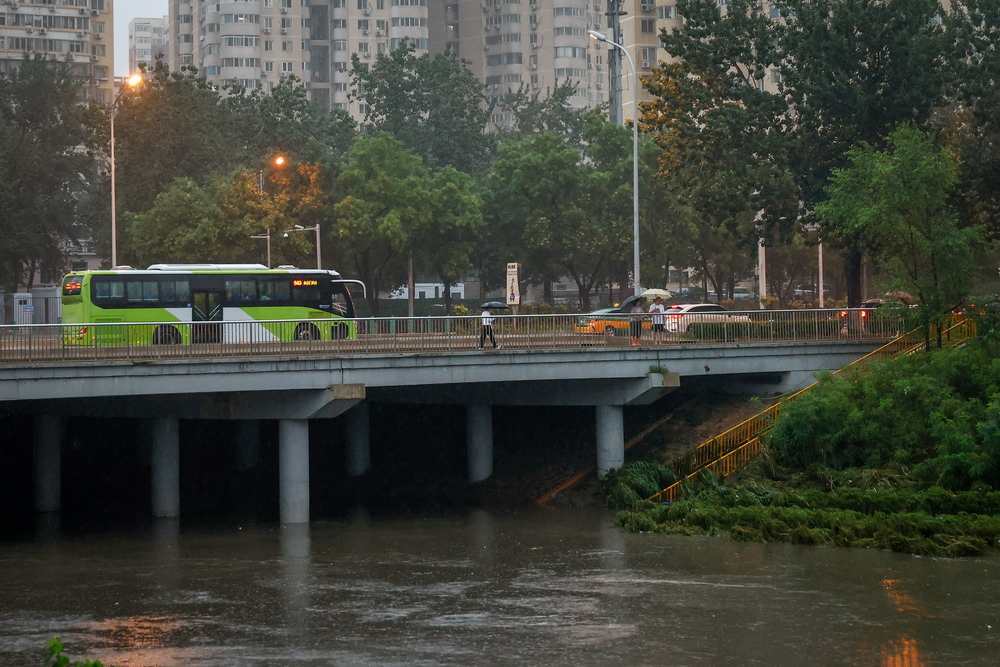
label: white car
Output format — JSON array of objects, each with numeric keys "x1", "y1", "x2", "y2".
[{"x1": 664, "y1": 303, "x2": 751, "y2": 333}]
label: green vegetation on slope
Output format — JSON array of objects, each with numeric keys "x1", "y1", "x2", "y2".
[{"x1": 610, "y1": 320, "x2": 1000, "y2": 556}]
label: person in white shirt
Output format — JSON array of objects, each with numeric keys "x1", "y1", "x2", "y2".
[
  {"x1": 479, "y1": 308, "x2": 499, "y2": 349},
  {"x1": 648, "y1": 296, "x2": 667, "y2": 343}
]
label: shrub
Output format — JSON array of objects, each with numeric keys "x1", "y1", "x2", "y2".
[{"x1": 45, "y1": 638, "x2": 105, "y2": 667}]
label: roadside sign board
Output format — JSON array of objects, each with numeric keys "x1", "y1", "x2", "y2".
[{"x1": 506, "y1": 262, "x2": 520, "y2": 306}]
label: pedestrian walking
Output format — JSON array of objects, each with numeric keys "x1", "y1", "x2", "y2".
[
  {"x1": 479, "y1": 306, "x2": 499, "y2": 349},
  {"x1": 629, "y1": 300, "x2": 645, "y2": 346}
]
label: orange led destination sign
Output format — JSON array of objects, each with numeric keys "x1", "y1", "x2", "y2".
[{"x1": 293, "y1": 279, "x2": 319, "y2": 287}]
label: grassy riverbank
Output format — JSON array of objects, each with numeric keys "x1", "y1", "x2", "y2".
[{"x1": 607, "y1": 323, "x2": 1000, "y2": 557}]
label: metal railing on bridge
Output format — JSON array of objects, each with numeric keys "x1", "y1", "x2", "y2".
[{"x1": 0, "y1": 309, "x2": 908, "y2": 364}]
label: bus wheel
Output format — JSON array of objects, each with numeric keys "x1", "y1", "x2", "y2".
[
  {"x1": 331, "y1": 322, "x2": 350, "y2": 340},
  {"x1": 153, "y1": 325, "x2": 181, "y2": 345},
  {"x1": 604, "y1": 325, "x2": 618, "y2": 336},
  {"x1": 294, "y1": 323, "x2": 321, "y2": 341}
]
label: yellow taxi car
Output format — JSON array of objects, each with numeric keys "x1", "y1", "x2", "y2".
[{"x1": 574, "y1": 307, "x2": 652, "y2": 336}]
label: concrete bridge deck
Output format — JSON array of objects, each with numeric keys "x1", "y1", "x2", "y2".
[{"x1": 1, "y1": 311, "x2": 898, "y2": 524}]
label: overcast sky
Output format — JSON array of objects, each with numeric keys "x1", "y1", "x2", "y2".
[{"x1": 115, "y1": 0, "x2": 167, "y2": 77}]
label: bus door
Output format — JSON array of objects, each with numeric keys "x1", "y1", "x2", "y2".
[{"x1": 192, "y1": 289, "x2": 224, "y2": 343}]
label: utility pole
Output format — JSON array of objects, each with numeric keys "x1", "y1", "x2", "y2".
[{"x1": 605, "y1": 0, "x2": 626, "y2": 126}]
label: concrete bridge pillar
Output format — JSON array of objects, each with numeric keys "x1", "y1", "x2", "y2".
[
  {"x1": 596, "y1": 405, "x2": 624, "y2": 478},
  {"x1": 345, "y1": 402, "x2": 370, "y2": 477},
  {"x1": 33, "y1": 415, "x2": 62, "y2": 513},
  {"x1": 151, "y1": 417, "x2": 180, "y2": 518},
  {"x1": 235, "y1": 420, "x2": 261, "y2": 472},
  {"x1": 279, "y1": 419, "x2": 310, "y2": 524},
  {"x1": 467, "y1": 404, "x2": 493, "y2": 483}
]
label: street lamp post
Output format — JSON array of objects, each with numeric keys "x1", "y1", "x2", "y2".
[
  {"x1": 283, "y1": 224, "x2": 321, "y2": 269},
  {"x1": 805, "y1": 221, "x2": 824, "y2": 308},
  {"x1": 109, "y1": 73, "x2": 144, "y2": 268},
  {"x1": 250, "y1": 230, "x2": 271, "y2": 268},
  {"x1": 589, "y1": 30, "x2": 640, "y2": 297},
  {"x1": 253, "y1": 156, "x2": 285, "y2": 269}
]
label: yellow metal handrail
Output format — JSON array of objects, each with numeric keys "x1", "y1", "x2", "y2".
[
  {"x1": 647, "y1": 319, "x2": 977, "y2": 503},
  {"x1": 651, "y1": 438, "x2": 763, "y2": 504}
]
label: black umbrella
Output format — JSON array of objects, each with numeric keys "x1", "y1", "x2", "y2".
[
  {"x1": 480, "y1": 301, "x2": 511, "y2": 309},
  {"x1": 618, "y1": 294, "x2": 645, "y2": 312}
]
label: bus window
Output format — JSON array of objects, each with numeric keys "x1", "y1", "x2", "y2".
[
  {"x1": 161, "y1": 279, "x2": 190, "y2": 304},
  {"x1": 127, "y1": 280, "x2": 159, "y2": 303},
  {"x1": 93, "y1": 277, "x2": 126, "y2": 302},
  {"x1": 226, "y1": 279, "x2": 257, "y2": 302},
  {"x1": 259, "y1": 277, "x2": 291, "y2": 301}
]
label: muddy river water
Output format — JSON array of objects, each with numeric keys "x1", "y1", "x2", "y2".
[{"x1": 1, "y1": 507, "x2": 998, "y2": 666}]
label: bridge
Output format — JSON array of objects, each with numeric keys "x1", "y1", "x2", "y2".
[{"x1": 0, "y1": 310, "x2": 901, "y2": 524}]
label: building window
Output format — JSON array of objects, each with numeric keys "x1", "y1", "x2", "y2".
[
  {"x1": 554, "y1": 46, "x2": 585, "y2": 58},
  {"x1": 641, "y1": 19, "x2": 655, "y2": 32},
  {"x1": 282, "y1": 40, "x2": 294, "y2": 50},
  {"x1": 486, "y1": 52, "x2": 523, "y2": 66},
  {"x1": 657, "y1": 5, "x2": 676, "y2": 19}
]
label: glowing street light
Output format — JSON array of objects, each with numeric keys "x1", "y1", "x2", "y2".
[
  {"x1": 588, "y1": 30, "x2": 641, "y2": 297},
  {"x1": 109, "y1": 73, "x2": 144, "y2": 268},
  {"x1": 259, "y1": 154, "x2": 286, "y2": 191}
]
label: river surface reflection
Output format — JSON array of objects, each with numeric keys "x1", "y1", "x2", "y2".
[{"x1": 1, "y1": 507, "x2": 998, "y2": 666}]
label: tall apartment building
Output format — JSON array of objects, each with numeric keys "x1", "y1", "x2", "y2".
[
  {"x1": 439, "y1": 0, "x2": 603, "y2": 129},
  {"x1": 167, "y1": 0, "x2": 430, "y2": 114},
  {"x1": 0, "y1": 0, "x2": 115, "y2": 103},
  {"x1": 128, "y1": 16, "x2": 169, "y2": 74},
  {"x1": 164, "y1": 0, "x2": 770, "y2": 126}
]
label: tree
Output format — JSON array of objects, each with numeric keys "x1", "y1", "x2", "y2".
[
  {"x1": 112, "y1": 59, "x2": 243, "y2": 218},
  {"x1": 224, "y1": 75, "x2": 357, "y2": 163},
  {"x1": 415, "y1": 167, "x2": 484, "y2": 314},
  {"x1": 330, "y1": 133, "x2": 435, "y2": 315},
  {"x1": 775, "y1": 0, "x2": 952, "y2": 304},
  {"x1": 944, "y1": 0, "x2": 1000, "y2": 239},
  {"x1": 495, "y1": 79, "x2": 588, "y2": 141},
  {"x1": 483, "y1": 128, "x2": 631, "y2": 310},
  {"x1": 643, "y1": 0, "x2": 799, "y2": 299},
  {"x1": 0, "y1": 56, "x2": 99, "y2": 289},
  {"x1": 350, "y1": 44, "x2": 493, "y2": 174},
  {"x1": 125, "y1": 162, "x2": 330, "y2": 268},
  {"x1": 815, "y1": 124, "x2": 986, "y2": 340}
]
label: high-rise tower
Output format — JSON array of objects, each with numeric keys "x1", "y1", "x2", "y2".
[{"x1": 0, "y1": 0, "x2": 115, "y2": 103}]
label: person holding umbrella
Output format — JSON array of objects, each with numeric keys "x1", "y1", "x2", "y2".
[
  {"x1": 641, "y1": 289, "x2": 671, "y2": 343},
  {"x1": 478, "y1": 301, "x2": 506, "y2": 349},
  {"x1": 620, "y1": 295, "x2": 646, "y2": 346}
]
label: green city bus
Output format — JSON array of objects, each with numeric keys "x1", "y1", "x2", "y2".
[{"x1": 60, "y1": 264, "x2": 365, "y2": 345}]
